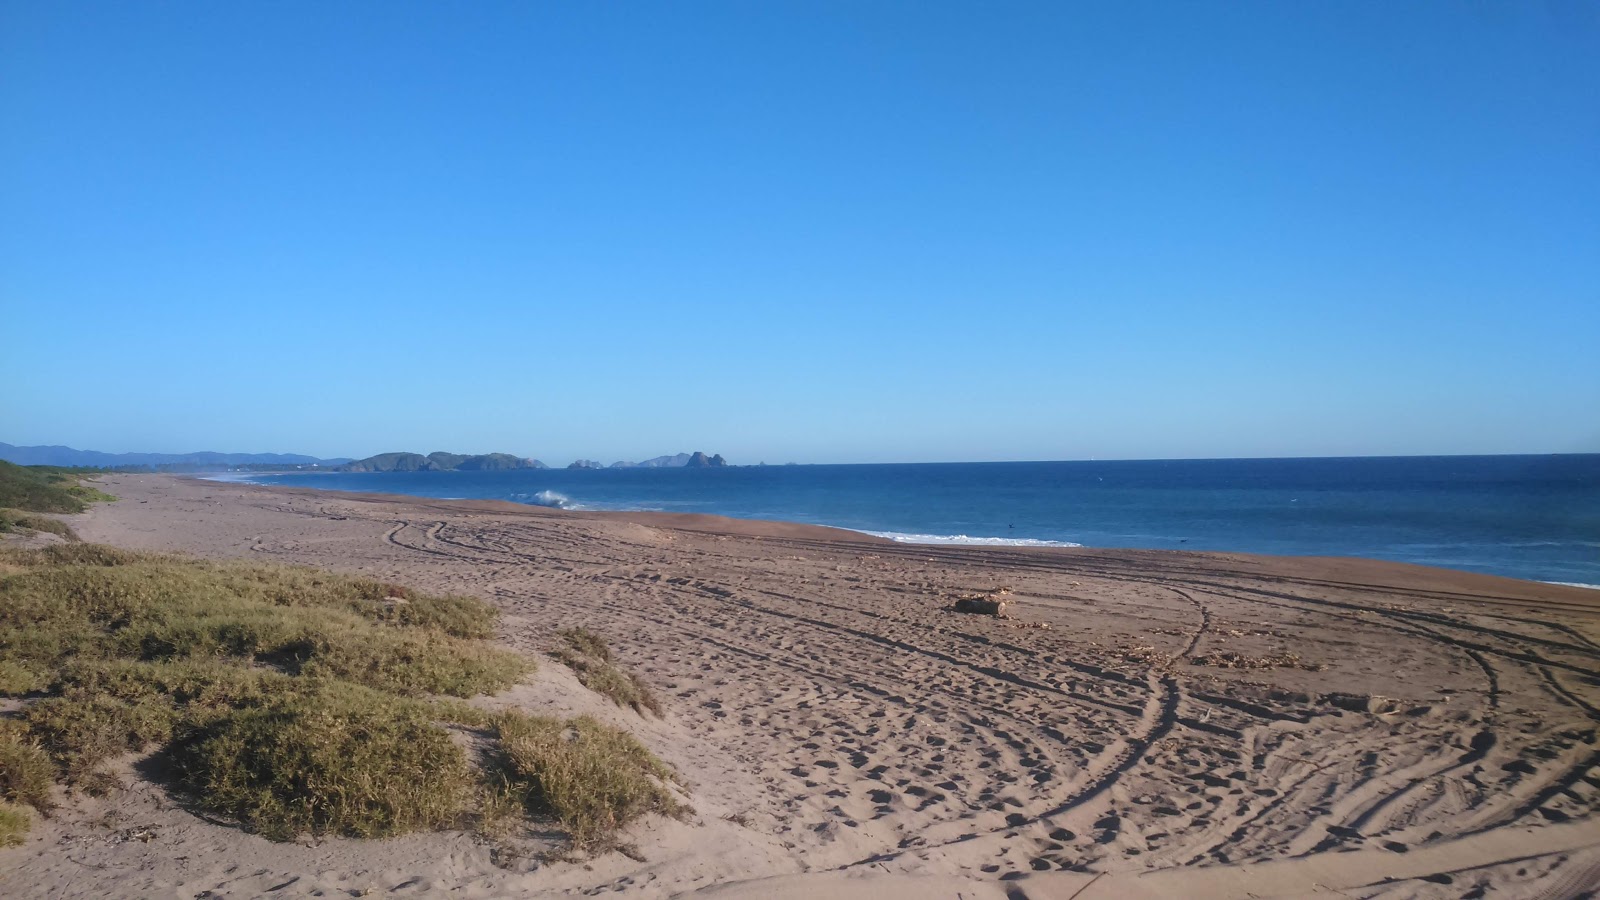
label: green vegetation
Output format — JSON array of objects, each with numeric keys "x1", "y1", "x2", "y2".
[
  {"x1": 0, "y1": 509, "x2": 79, "y2": 541},
  {"x1": 493, "y1": 712, "x2": 686, "y2": 847},
  {"x1": 171, "y1": 687, "x2": 474, "y2": 840},
  {"x1": 0, "y1": 722, "x2": 55, "y2": 811},
  {"x1": 0, "y1": 801, "x2": 30, "y2": 847},
  {"x1": 0, "y1": 460, "x2": 116, "y2": 515},
  {"x1": 0, "y1": 544, "x2": 681, "y2": 850},
  {"x1": 553, "y1": 628, "x2": 662, "y2": 716}
]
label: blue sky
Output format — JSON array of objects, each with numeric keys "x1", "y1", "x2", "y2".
[{"x1": 3, "y1": 1, "x2": 1596, "y2": 464}]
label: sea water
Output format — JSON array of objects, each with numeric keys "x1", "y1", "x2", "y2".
[{"x1": 235, "y1": 455, "x2": 1600, "y2": 586}]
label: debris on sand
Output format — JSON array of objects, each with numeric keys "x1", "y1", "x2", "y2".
[
  {"x1": 952, "y1": 587, "x2": 1014, "y2": 617},
  {"x1": 1189, "y1": 650, "x2": 1328, "y2": 672}
]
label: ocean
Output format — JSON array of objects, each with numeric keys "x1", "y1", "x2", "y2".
[{"x1": 232, "y1": 455, "x2": 1600, "y2": 587}]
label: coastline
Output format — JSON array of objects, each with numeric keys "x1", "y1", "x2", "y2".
[
  {"x1": 215, "y1": 465, "x2": 1600, "y2": 589},
  {"x1": 5, "y1": 473, "x2": 1597, "y2": 898},
  {"x1": 186, "y1": 473, "x2": 1600, "y2": 601}
]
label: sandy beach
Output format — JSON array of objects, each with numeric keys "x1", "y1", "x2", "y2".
[{"x1": 3, "y1": 473, "x2": 1598, "y2": 899}]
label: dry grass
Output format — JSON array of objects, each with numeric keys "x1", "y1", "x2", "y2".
[
  {"x1": 0, "y1": 545, "x2": 529, "y2": 702},
  {"x1": 559, "y1": 626, "x2": 613, "y2": 661},
  {"x1": 0, "y1": 800, "x2": 30, "y2": 847},
  {"x1": 23, "y1": 694, "x2": 177, "y2": 784},
  {"x1": 1189, "y1": 650, "x2": 1328, "y2": 671},
  {"x1": 171, "y1": 687, "x2": 474, "y2": 840},
  {"x1": 0, "y1": 544, "x2": 684, "y2": 848},
  {"x1": 493, "y1": 712, "x2": 686, "y2": 847},
  {"x1": 552, "y1": 628, "x2": 663, "y2": 716},
  {"x1": 0, "y1": 509, "x2": 79, "y2": 541},
  {"x1": 0, "y1": 722, "x2": 55, "y2": 811}
]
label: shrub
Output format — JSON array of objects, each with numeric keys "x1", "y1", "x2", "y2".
[
  {"x1": 0, "y1": 462, "x2": 114, "y2": 514},
  {"x1": 4, "y1": 542, "x2": 142, "y2": 568},
  {"x1": 300, "y1": 626, "x2": 530, "y2": 697},
  {"x1": 171, "y1": 688, "x2": 472, "y2": 840},
  {"x1": 494, "y1": 712, "x2": 684, "y2": 846},
  {"x1": 0, "y1": 800, "x2": 31, "y2": 847},
  {"x1": 0, "y1": 543, "x2": 682, "y2": 849},
  {"x1": 0, "y1": 509, "x2": 79, "y2": 540},
  {"x1": 559, "y1": 627, "x2": 612, "y2": 662},
  {"x1": 0, "y1": 723, "x2": 55, "y2": 811},
  {"x1": 0, "y1": 551, "x2": 530, "y2": 699},
  {"x1": 553, "y1": 628, "x2": 661, "y2": 715},
  {"x1": 23, "y1": 694, "x2": 177, "y2": 783},
  {"x1": 0, "y1": 659, "x2": 50, "y2": 696}
]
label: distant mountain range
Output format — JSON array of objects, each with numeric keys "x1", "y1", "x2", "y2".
[
  {"x1": 339, "y1": 451, "x2": 547, "y2": 472},
  {"x1": 2, "y1": 441, "x2": 730, "y2": 472},
  {"x1": 0, "y1": 442, "x2": 350, "y2": 469}
]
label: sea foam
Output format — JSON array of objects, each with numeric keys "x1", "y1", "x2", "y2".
[
  {"x1": 861, "y1": 530, "x2": 1083, "y2": 548},
  {"x1": 512, "y1": 490, "x2": 580, "y2": 510}
]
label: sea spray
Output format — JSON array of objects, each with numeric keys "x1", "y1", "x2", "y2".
[{"x1": 514, "y1": 490, "x2": 577, "y2": 509}]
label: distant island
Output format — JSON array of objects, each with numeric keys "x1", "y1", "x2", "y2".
[
  {"x1": 339, "y1": 452, "x2": 547, "y2": 472},
  {"x1": 609, "y1": 452, "x2": 728, "y2": 468},
  {"x1": 577, "y1": 451, "x2": 727, "y2": 469}
]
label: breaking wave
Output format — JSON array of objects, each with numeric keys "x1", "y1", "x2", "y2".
[
  {"x1": 1546, "y1": 581, "x2": 1600, "y2": 591},
  {"x1": 513, "y1": 490, "x2": 579, "y2": 510},
  {"x1": 860, "y1": 530, "x2": 1083, "y2": 548}
]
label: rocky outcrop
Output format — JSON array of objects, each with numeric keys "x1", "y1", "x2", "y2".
[
  {"x1": 612, "y1": 452, "x2": 728, "y2": 468},
  {"x1": 567, "y1": 459, "x2": 606, "y2": 470},
  {"x1": 612, "y1": 453, "x2": 691, "y2": 469}
]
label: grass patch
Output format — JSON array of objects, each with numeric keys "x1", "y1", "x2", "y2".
[
  {"x1": 0, "y1": 509, "x2": 79, "y2": 541},
  {"x1": 493, "y1": 712, "x2": 686, "y2": 848},
  {"x1": 0, "y1": 461, "x2": 115, "y2": 514},
  {"x1": 23, "y1": 694, "x2": 178, "y2": 784},
  {"x1": 171, "y1": 687, "x2": 473, "y2": 840},
  {"x1": 0, "y1": 544, "x2": 683, "y2": 849},
  {"x1": 0, "y1": 800, "x2": 31, "y2": 847},
  {"x1": 0, "y1": 722, "x2": 55, "y2": 811},
  {"x1": 553, "y1": 628, "x2": 662, "y2": 716},
  {"x1": 0, "y1": 723, "x2": 54, "y2": 845}
]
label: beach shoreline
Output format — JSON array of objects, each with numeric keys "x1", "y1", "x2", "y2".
[
  {"x1": 3, "y1": 473, "x2": 1598, "y2": 898},
  {"x1": 208, "y1": 455, "x2": 1600, "y2": 587}
]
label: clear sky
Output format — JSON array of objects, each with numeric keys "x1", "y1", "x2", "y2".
[{"x1": 3, "y1": 1, "x2": 1596, "y2": 464}]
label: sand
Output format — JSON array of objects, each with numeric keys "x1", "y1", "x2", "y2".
[{"x1": 3, "y1": 473, "x2": 1598, "y2": 898}]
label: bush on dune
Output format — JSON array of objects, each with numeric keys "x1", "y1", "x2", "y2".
[
  {"x1": 0, "y1": 509, "x2": 79, "y2": 540},
  {"x1": 0, "y1": 801, "x2": 31, "y2": 848},
  {"x1": 171, "y1": 687, "x2": 473, "y2": 840},
  {"x1": 0, "y1": 543, "x2": 683, "y2": 850},
  {"x1": 0, "y1": 722, "x2": 55, "y2": 812},
  {"x1": 552, "y1": 627, "x2": 663, "y2": 716},
  {"x1": 493, "y1": 712, "x2": 686, "y2": 847},
  {"x1": 0, "y1": 461, "x2": 114, "y2": 515}
]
